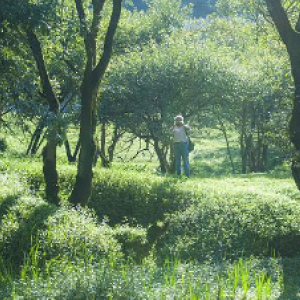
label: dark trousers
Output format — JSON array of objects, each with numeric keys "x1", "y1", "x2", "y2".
[{"x1": 173, "y1": 142, "x2": 190, "y2": 177}]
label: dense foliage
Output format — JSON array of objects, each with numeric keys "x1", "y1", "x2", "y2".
[{"x1": 1, "y1": 0, "x2": 300, "y2": 298}]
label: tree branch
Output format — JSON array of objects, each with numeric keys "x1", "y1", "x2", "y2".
[
  {"x1": 89, "y1": 0, "x2": 105, "y2": 64},
  {"x1": 74, "y1": 0, "x2": 87, "y2": 32},
  {"x1": 74, "y1": 0, "x2": 90, "y2": 58},
  {"x1": 92, "y1": 0, "x2": 122, "y2": 86},
  {"x1": 26, "y1": 28, "x2": 59, "y2": 113},
  {"x1": 265, "y1": 0, "x2": 295, "y2": 46}
]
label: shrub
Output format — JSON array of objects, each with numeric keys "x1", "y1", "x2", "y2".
[
  {"x1": 89, "y1": 169, "x2": 193, "y2": 227},
  {"x1": 5, "y1": 162, "x2": 300, "y2": 261},
  {"x1": 0, "y1": 196, "x2": 58, "y2": 269},
  {"x1": 59, "y1": 168, "x2": 300, "y2": 260},
  {"x1": 38, "y1": 206, "x2": 123, "y2": 263},
  {"x1": 0, "y1": 194, "x2": 123, "y2": 271},
  {"x1": 157, "y1": 191, "x2": 300, "y2": 260}
]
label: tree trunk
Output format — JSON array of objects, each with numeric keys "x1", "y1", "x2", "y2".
[
  {"x1": 240, "y1": 100, "x2": 248, "y2": 174},
  {"x1": 108, "y1": 125, "x2": 123, "y2": 162},
  {"x1": 262, "y1": 144, "x2": 268, "y2": 172},
  {"x1": 218, "y1": 114, "x2": 235, "y2": 174},
  {"x1": 64, "y1": 138, "x2": 80, "y2": 162},
  {"x1": 265, "y1": 0, "x2": 300, "y2": 190},
  {"x1": 168, "y1": 144, "x2": 175, "y2": 173},
  {"x1": 69, "y1": 86, "x2": 97, "y2": 206},
  {"x1": 290, "y1": 77, "x2": 300, "y2": 190},
  {"x1": 99, "y1": 121, "x2": 110, "y2": 167},
  {"x1": 27, "y1": 122, "x2": 45, "y2": 155},
  {"x1": 42, "y1": 141, "x2": 59, "y2": 205},
  {"x1": 26, "y1": 28, "x2": 60, "y2": 204},
  {"x1": 153, "y1": 138, "x2": 168, "y2": 173},
  {"x1": 69, "y1": 0, "x2": 122, "y2": 206}
]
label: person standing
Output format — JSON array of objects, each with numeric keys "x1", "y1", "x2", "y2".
[{"x1": 172, "y1": 115, "x2": 190, "y2": 177}]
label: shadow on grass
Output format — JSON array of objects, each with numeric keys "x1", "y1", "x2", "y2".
[
  {"x1": 0, "y1": 195, "x2": 19, "y2": 221},
  {"x1": 0, "y1": 196, "x2": 58, "y2": 272},
  {"x1": 278, "y1": 258, "x2": 300, "y2": 300}
]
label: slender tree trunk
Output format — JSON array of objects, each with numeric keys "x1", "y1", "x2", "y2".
[
  {"x1": 64, "y1": 138, "x2": 81, "y2": 162},
  {"x1": 42, "y1": 140, "x2": 59, "y2": 204},
  {"x1": 108, "y1": 125, "x2": 123, "y2": 162},
  {"x1": 27, "y1": 122, "x2": 45, "y2": 155},
  {"x1": 262, "y1": 144, "x2": 268, "y2": 172},
  {"x1": 218, "y1": 115, "x2": 235, "y2": 174},
  {"x1": 108, "y1": 126, "x2": 118, "y2": 162},
  {"x1": 240, "y1": 100, "x2": 248, "y2": 174},
  {"x1": 99, "y1": 120, "x2": 110, "y2": 167},
  {"x1": 168, "y1": 143, "x2": 175, "y2": 173},
  {"x1": 153, "y1": 138, "x2": 167, "y2": 173},
  {"x1": 69, "y1": 86, "x2": 97, "y2": 206},
  {"x1": 26, "y1": 28, "x2": 60, "y2": 205}
]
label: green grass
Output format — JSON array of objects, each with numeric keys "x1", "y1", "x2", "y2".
[{"x1": 1, "y1": 124, "x2": 300, "y2": 298}]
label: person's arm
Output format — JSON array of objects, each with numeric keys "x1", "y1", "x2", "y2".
[{"x1": 184, "y1": 125, "x2": 191, "y2": 135}]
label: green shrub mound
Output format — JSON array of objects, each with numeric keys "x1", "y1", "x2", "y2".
[
  {"x1": 3, "y1": 165, "x2": 300, "y2": 262},
  {"x1": 0, "y1": 173, "x2": 126, "y2": 272},
  {"x1": 86, "y1": 170, "x2": 300, "y2": 260},
  {"x1": 38, "y1": 206, "x2": 123, "y2": 262},
  {"x1": 158, "y1": 193, "x2": 300, "y2": 260},
  {"x1": 0, "y1": 197, "x2": 124, "y2": 270},
  {"x1": 89, "y1": 169, "x2": 195, "y2": 226}
]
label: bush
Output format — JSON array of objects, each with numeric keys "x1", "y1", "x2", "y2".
[
  {"x1": 38, "y1": 206, "x2": 122, "y2": 263},
  {"x1": 0, "y1": 196, "x2": 58, "y2": 269},
  {"x1": 5, "y1": 162, "x2": 300, "y2": 261},
  {"x1": 158, "y1": 190, "x2": 300, "y2": 260},
  {"x1": 58, "y1": 168, "x2": 300, "y2": 260},
  {"x1": 89, "y1": 169, "x2": 193, "y2": 227},
  {"x1": 0, "y1": 193, "x2": 123, "y2": 271}
]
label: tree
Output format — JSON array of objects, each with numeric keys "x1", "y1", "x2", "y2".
[
  {"x1": 1, "y1": 0, "x2": 122, "y2": 206},
  {"x1": 197, "y1": 14, "x2": 293, "y2": 173},
  {"x1": 263, "y1": 0, "x2": 300, "y2": 189},
  {"x1": 69, "y1": 0, "x2": 123, "y2": 206},
  {"x1": 0, "y1": 0, "x2": 63, "y2": 204},
  {"x1": 128, "y1": 0, "x2": 217, "y2": 18},
  {"x1": 99, "y1": 32, "x2": 222, "y2": 172}
]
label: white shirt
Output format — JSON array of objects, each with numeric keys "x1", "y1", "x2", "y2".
[{"x1": 173, "y1": 125, "x2": 189, "y2": 143}]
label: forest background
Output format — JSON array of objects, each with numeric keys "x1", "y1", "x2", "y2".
[{"x1": 1, "y1": 0, "x2": 300, "y2": 299}]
